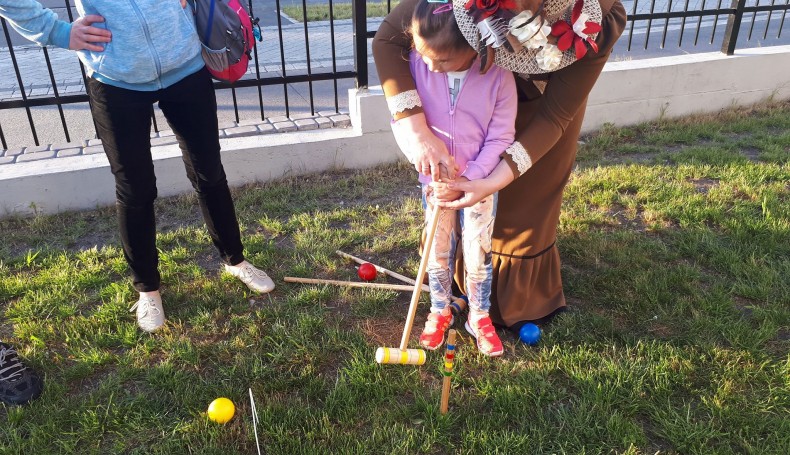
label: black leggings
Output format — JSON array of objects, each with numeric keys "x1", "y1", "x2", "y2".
[{"x1": 87, "y1": 69, "x2": 244, "y2": 292}]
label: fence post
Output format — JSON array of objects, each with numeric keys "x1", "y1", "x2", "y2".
[
  {"x1": 721, "y1": 0, "x2": 748, "y2": 55},
  {"x1": 352, "y1": 0, "x2": 369, "y2": 88}
]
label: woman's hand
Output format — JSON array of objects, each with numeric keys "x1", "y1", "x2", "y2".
[
  {"x1": 69, "y1": 15, "x2": 111, "y2": 51},
  {"x1": 432, "y1": 176, "x2": 468, "y2": 203},
  {"x1": 393, "y1": 113, "x2": 457, "y2": 181},
  {"x1": 438, "y1": 159, "x2": 516, "y2": 209},
  {"x1": 437, "y1": 178, "x2": 500, "y2": 208}
]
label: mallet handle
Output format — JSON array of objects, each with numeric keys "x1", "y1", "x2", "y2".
[
  {"x1": 399, "y1": 208, "x2": 442, "y2": 351},
  {"x1": 336, "y1": 250, "x2": 430, "y2": 293},
  {"x1": 284, "y1": 277, "x2": 415, "y2": 291}
]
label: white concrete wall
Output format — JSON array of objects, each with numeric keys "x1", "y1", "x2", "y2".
[
  {"x1": 0, "y1": 127, "x2": 401, "y2": 216},
  {"x1": 2, "y1": 46, "x2": 789, "y2": 217},
  {"x1": 584, "y1": 45, "x2": 790, "y2": 133}
]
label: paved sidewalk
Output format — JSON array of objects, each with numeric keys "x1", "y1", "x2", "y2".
[{"x1": 0, "y1": 111, "x2": 352, "y2": 167}]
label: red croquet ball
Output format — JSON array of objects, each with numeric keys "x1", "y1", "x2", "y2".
[{"x1": 357, "y1": 263, "x2": 377, "y2": 281}]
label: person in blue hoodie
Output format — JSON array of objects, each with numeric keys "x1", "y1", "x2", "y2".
[{"x1": 1, "y1": 0, "x2": 276, "y2": 333}]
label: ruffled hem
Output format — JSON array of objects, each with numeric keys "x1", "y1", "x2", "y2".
[{"x1": 488, "y1": 244, "x2": 566, "y2": 327}]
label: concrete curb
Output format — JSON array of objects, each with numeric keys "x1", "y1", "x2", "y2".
[{"x1": 0, "y1": 121, "x2": 397, "y2": 217}]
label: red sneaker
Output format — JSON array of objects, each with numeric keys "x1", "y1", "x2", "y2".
[
  {"x1": 464, "y1": 316, "x2": 504, "y2": 357},
  {"x1": 419, "y1": 311, "x2": 454, "y2": 350}
]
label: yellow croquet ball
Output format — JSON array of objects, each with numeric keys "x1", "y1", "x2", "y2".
[{"x1": 207, "y1": 397, "x2": 235, "y2": 424}]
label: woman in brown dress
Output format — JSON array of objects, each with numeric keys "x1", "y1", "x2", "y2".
[{"x1": 373, "y1": 0, "x2": 626, "y2": 333}]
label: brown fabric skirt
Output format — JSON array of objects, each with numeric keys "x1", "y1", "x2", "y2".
[{"x1": 455, "y1": 95, "x2": 588, "y2": 327}]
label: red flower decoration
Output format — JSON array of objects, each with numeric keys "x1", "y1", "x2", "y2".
[
  {"x1": 550, "y1": 0, "x2": 602, "y2": 59},
  {"x1": 464, "y1": 0, "x2": 518, "y2": 22}
]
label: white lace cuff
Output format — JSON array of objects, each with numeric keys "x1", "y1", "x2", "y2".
[
  {"x1": 386, "y1": 90, "x2": 422, "y2": 116},
  {"x1": 504, "y1": 141, "x2": 532, "y2": 176}
]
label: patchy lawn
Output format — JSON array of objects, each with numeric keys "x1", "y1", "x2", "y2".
[{"x1": 1, "y1": 101, "x2": 788, "y2": 454}]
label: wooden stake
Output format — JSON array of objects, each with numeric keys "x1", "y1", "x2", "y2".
[
  {"x1": 284, "y1": 277, "x2": 415, "y2": 292},
  {"x1": 440, "y1": 329, "x2": 457, "y2": 414}
]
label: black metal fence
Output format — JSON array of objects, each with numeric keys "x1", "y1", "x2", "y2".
[
  {"x1": 623, "y1": 0, "x2": 789, "y2": 54},
  {"x1": 0, "y1": 0, "x2": 788, "y2": 151}
]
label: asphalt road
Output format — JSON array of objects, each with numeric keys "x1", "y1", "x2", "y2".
[{"x1": 0, "y1": 0, "x2": 324, "y2": 46}]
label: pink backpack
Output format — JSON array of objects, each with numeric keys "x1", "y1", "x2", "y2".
[{"x1": 192, "y1": 0, "x2": 261, "y2": 83}]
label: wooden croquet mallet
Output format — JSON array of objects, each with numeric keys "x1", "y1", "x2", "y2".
[
  {"x1": 375, "y1": 207, "x2": 442, "y2": 366},
  {"x1": 440, "y1": 329, "x2": 457, "y2": 414}
]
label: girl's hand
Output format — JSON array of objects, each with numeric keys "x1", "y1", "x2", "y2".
[
  {"x1": 438, "y1": 160, "x2": 516, "y2": 209},
  {"x1": 393, "y1": 113, "x2": 457, "y2": 181},
  {"x1": 69, "y1": 15, "x2": 111, "y2": 51},
  {"x1": 432, "y1": 176, "x2": 469, "y2": 202}
]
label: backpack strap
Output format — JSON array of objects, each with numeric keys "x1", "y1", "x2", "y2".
[{"x1": 201, "y1": 0, "x2": 218, "y2": 45}]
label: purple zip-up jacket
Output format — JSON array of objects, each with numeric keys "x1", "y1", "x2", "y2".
[{"x1": 402, "y1": 49, "x2": 517, "y2": 184}]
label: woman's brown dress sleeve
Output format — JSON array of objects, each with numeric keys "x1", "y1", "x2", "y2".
[
  {"x1": 502, "y1": 1, "x2": 627, "y2": 177},
  {"x1": 372, "y1": 0, "x2": 423, "y2": 120}
]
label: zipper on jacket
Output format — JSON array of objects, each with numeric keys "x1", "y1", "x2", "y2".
[
  {"x1": 128, "y1": 0, "x2": 164, "y2": 89},
  {"x1": 446, "y1": 71, "x2": 470, "y2": 159},
  {"x1": 445, "y1": 76, "x2": 455, "y2": 158}
]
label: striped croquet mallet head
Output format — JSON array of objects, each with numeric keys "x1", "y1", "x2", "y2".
[{"x1": 375, "y1": 347, "x2": 426, "y2": 365}]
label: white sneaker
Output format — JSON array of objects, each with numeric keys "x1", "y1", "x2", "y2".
[
  {"x1": 224, "y1": 260, "x2": 275, "y2": 294},
  {"x1": 129, "y1": 292, "x2": 165, "y2": 332}
]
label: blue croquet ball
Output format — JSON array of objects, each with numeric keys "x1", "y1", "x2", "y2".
[{"x1": 519, "y1": 323, "x2": 541, "y2": 345}]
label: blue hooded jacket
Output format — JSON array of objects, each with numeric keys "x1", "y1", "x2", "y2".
[{"x1": 0, "y1": 0, "x2": 204, "y2": 91}]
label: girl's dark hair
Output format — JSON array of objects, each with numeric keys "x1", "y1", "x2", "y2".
[{"x1": 411, "y1": 1, "x2": 470, "y2": 53}]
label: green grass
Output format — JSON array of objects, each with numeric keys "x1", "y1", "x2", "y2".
[
  {"x1": 281, "y1": 1, "x2": 399, "y2": 22},
  {"x1": 1, "y1": 101, "x2": 789, "y2": 453}
]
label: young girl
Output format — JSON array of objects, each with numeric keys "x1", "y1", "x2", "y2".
[{"x1": 391, "y1": 0, "x2": 517, "y2": 357}]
